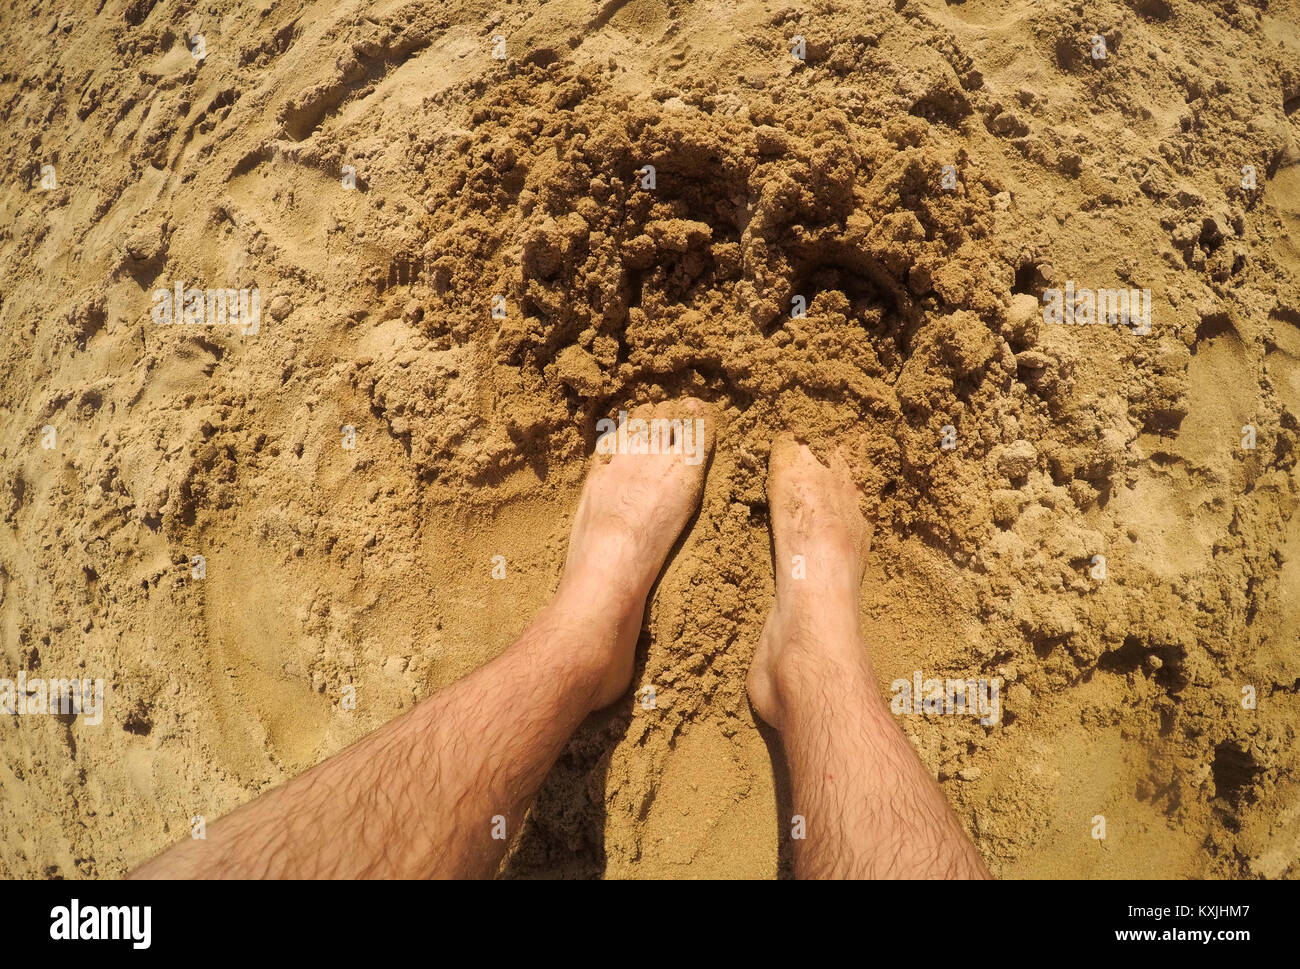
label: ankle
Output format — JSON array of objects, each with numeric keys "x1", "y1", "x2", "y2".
[
  {"x1": 772, "y1": 636, "x2": 877, "y2": 713},
  {"x1": 556, "y1": 550, "x2": 653, "y2": 621},
  {"x1": 539, "y1": 587, "x2": 646, "y2": 710}
]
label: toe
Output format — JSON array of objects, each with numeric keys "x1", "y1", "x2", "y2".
[
  {"x1": 767, "y1": 432, "x2": 817, "y2": 507},
  {"x1": 628, "y1": 401, "x2": 657, "y2": 456},
  {"x1": 670, "y1": 396, "x2": 715, "y2": 470}
]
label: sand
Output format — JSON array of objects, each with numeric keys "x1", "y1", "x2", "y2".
[{"x1": 0, "y1": 0, "x2": 1298, "y2": 878}]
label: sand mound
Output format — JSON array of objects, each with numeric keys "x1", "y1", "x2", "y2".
[{"x1": 1, "y1": 0, "x2": 1298, "y2": 877}]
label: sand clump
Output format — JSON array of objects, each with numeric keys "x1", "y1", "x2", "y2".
[{"x1": 0, "y1": 0, "x2": 1298, "y2": 878}]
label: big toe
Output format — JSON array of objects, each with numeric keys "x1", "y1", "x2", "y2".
[
  {"x1": 766, "y1": 433, "x2": 826, "y2": 507},
  {"x1": 652, "y1": 397, "x2": 715, "y2": 480}
]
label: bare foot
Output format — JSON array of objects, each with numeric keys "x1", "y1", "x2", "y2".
[
  {"x1": 552, "y1": 397, "x2": 714, "y2": 708},
  {"x1": 748, "y1": 433, "x2": 873, "y2": 730}
]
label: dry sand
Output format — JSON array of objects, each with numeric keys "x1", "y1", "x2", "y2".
[{"x1": 1, "y1": 0, "x2": 1298, "y2": 878}]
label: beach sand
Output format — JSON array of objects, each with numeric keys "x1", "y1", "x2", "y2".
[{"x1": 0, "y1": 0, "x2": 1297, "y2": 878}]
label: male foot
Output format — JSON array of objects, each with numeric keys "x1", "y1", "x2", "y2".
[
  {"x1": 553, "y1": 398, "x2": 714, "y2": 708},
  {"x1": 748, "y1": 433, "x2": 873, "y2": 730},
  {"x1": 745, "y1": 434, "x2": 991, "y2": 879}
]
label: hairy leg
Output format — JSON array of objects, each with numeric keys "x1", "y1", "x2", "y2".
[
  {"x1": 133, "y1": 399, "x2": 713, "y2": 879},
  {"x1": 747, "y1": 434, "x2": 989, "y2": 880}
]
